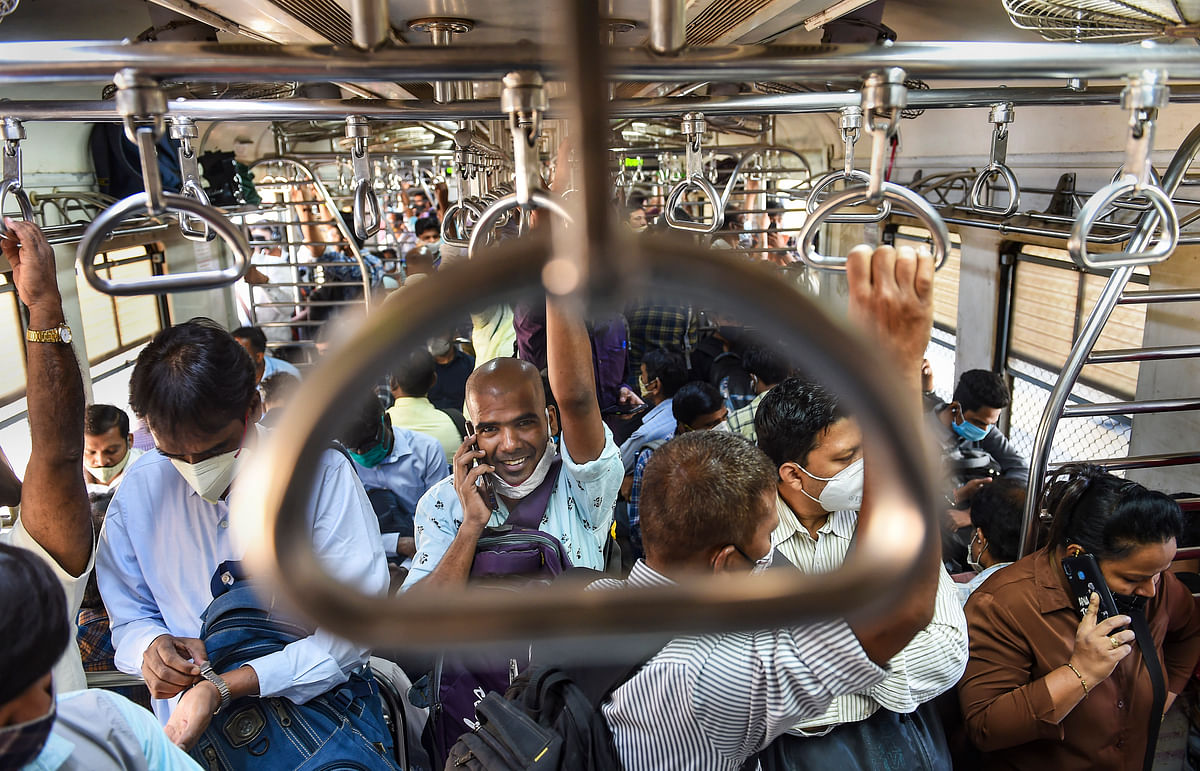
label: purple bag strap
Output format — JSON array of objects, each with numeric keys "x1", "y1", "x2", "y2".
[{"x1": 502, "y1": 458, "x2": 563, "y2": 529}]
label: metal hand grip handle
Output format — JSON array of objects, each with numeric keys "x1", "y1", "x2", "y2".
[
  {"x1": 805, "y1": 170, "x2": 892, "y2": 223},
  {"x1": 664, "y1": 174, "x2": 725, "y2": 234},
  {"x1": 467, "y1": 190, "x2": 572, "y2": 260},
  {"x1": 441, "y1": 199, "x2": 481, "y2": 248},
  {"x1": 799, "y1": 182, "x2": 950, "y2": 272},
  {"x1": 234, "y1": 232, "x2": 940, "y2": 648},
  {"x1": 1068, "y1": 177, "x2": 1179, "y2": 269},
  {"x1": 1108, "y1": 165, "x2": 1163, "y2": 212},
  {"x1": 177, "y1": 179, "x2": 216, "y2": 243},
  {"x1": 77, "y1": 192, "x2": 250, "y2": 295},
  {"x1": 969, "y1": 163, "x2": 1021, "y2": 217},
  {"x1": 0, "y1": 178, "x2": 33, "y2": 238},
  {"x1": 353, "y1": 179, "x2": 381, "y2": 241}
]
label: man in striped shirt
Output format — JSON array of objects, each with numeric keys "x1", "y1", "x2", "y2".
[
  {"x1": 754, "y1": 376, "x2": 968, "y2": 769},
  {"x1": 598, "y1": 244, "x2": 945, "y2": 771}
]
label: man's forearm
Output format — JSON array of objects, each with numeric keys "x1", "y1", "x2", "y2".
[{"x1": 415, "y1": 524, "x2": 484, "y2": 590}]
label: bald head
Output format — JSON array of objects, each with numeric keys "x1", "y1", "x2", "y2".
[{"x1": 466, "y1": 357, "x2": 546, "y2": 415}]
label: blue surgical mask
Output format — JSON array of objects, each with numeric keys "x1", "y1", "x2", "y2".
[{"x1": 952, "y1": 418, "x2": 991, "y2": 443}]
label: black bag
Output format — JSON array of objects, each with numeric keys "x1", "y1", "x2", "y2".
[{"x1": 89, "y1": 123, "x2": 182, "y2": 199}]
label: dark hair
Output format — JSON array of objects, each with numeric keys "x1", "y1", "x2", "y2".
[
  {"x1": 642, "y1": 349, "x2": 688, "y2": 399},
  {"x1": 954, "y1": 369, "x2": 1011, "y2": 412},
  {"x1": 130, "y1": 318, "x2": 257, "y2": 437},
  {"x1": 85, "y1": 404, "x2": 130, "y2": 438},
  {"x1": 672, "y1": 381, "x2": 724, "y2": 428},
  {"x1": 248, "y1": 224, "x2": 282, "y2": 243},
  {"x1": 260, "y1": 372, "x2": 300, "y2": 406},
  {"x1": 0, "y1": 544, "x2": 69, "y2": 704},
  {"x1": 1045, "y1": 464, "x2": 1183, "y2": 560},
  {"x1": 231, "y1": 325, "x2": 268, "y2": 356},
  {"x1": 755, "y1": 377, "x2": 848, "y2": 469},
  {"x1": 970, "y1": 478, "x2": 1026, "y2": 563},
  {"x1": 742, "y1": 345, "x2": 791, "y2": 388},
  {"x1": 391, "y1": 348, "x2": 437, "y2": 397},
  {"x1": 640, "y1": 431, "x2": 776, "y2": 565},
  {"x1": 339, "y1": 392, "x2": 387, "y2": 452},
  {"x1": 415, "y1": 218, "x2": 441, "y2": 238}
]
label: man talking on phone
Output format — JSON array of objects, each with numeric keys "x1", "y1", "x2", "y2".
[{"x1": 401, "y1": 288, "x2": 625, "y2": 589}]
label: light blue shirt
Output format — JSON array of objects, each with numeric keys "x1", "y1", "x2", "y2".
[
  {"x1": 618, "y1": 398, "x2": 675, "y2": 472},
  {"x1": 96, "y1": 429, "x2": 390, "y2": 720},
  {"x1": 957, "y1": 561, "x2": 1014, "y2": 606},
  {"x1": 350, "y1": 426, "x2": 448, "y2": 519},
  {"x1": 402, "y1": 427, "x2": 624, "y2": 588},
  {"x1": 26, "y1": 689, "x2": 200, "y2": 770},
  {"x1": 262, "y1": 355, "x2": 301, "y2": 381}
]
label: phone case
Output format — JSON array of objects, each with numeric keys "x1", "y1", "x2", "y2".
[
  {"x1": 464, "y1": 421, "x2": 498, "y2": 510},
  {"x1": 1061, "y1": 553, "x2": 1121, "y2": 623}
]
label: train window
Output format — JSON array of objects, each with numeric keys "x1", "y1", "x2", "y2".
[
  {"x1": 0, "y1": 273, "x2": 27, "y2": 407},
  {"x1": 74, "y1": 244, "x2": 165, "y2": 366}
]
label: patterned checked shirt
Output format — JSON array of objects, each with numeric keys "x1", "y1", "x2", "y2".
[
  {"x1": 727, "y1": 391, "x2": 766, "y2": 441},
  {"x1": 625, "y1": 302, "x2": 698, "y2": 375},
  {"x1": 594, "y1": 561, "x2": 887, "y2": 771},
  {"x1": 771, "y1": 494, "x2": 969, "y2": 734}
]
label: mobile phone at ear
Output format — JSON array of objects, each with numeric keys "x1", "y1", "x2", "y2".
[
  {"x1": 1062, "y1": 553, "x2": 1122, "y2": 624},
  {"x1": 463, "y1": 420, "x2": 497, "y2": 511}
]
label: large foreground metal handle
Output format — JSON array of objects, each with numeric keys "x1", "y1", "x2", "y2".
[
  {"x1": 799, "y1": 182, "x2": 950, "y2": 271},
  {"x1": 1068, "y1": 176, "x2": 1178, "y2": 269},
  {"x1": 0, "y1": 178, "x2": 33, "y2": 236},
  {"x1": 467, "y1": 190, "x2": 571, "y2": 259},
  {"x1": 969, "y1": 163, "x2": 1021, "y2": 216},
  {"x1": 805, "y1": 169, "x2": 892, "y2": 223},
  {"x1": 77, "y1": 192, "x2": 250, "y2": 295},
  {"x1": 233, "y1": 232, "x2": 940, "y2": 649},
  {"x1": 664, "y1": 174, "x2": 725, "y2": 234}
]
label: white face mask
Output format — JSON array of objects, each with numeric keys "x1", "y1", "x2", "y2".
[
  {"x1": 170, "y1": 447, "x2": 247, "y2": 503},
  {"x1": 967, "y1": 530, "x2": 987, "y2": 574},
  {"x1": 795, "y1": 457, "x2": 864, "y2": 513},
  {"x1": 711, "y1": 420, "x2": 731, "y2": 433},
  {"x1": 85, "y1": 445, "x2": 132, "y2": 484},
  {"x1": 489, "y1": 439, "x2": 558, "y2": 500}
]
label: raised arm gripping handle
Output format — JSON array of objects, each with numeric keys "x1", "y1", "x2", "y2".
[
  {"x1": 664, "y1": 174, "x2": 725, "y2": 234},
  {"x1": 969, "y1": 163, "x2": 1021, "y2": 217},
  {"x1": 467, "y1": 190, "x2": 572, "y2": 260},
  {"x1": 1068, "y1": 176, "x2": 1179, "y2": 269},
  {"x1": 798, "y1": 181, "x2": 950, "y2": 271},
  {"x1": 805, "y1": 169, "x2": 892, "y2": 223},
  {"x1": 77, "y1": 192, "x2": 250, "y2": 295},
  {"x1": 0, "y1": 178, "x2": 33, "y2": 238}
]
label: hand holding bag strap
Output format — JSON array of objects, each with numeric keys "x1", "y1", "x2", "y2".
[
  {"x1": 1129, "y1": 607, "x2": 1166, "y2": 771},
  {"x1": 502, "y1": 458, "x2": 563, "y2": 529}
]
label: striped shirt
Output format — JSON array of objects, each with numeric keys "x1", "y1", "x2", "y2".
[
  {"x1": 771, "y1": 494, "x2": 968, "y2": 734},
  {"x1": 595, "y1": 560, "x2": 887, "y2": 771}
]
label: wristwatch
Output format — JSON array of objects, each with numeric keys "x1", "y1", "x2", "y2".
[
  {"x1": 25, "y1": 323, "x2": 71, "y2": 344},
  {"x1": 199, "y1": 662, "x2": 232, "y2": 714}
]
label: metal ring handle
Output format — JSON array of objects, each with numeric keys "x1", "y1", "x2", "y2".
[
  {"x1": 1107, "y1": 165, "x2": 1164, "y2": 212},
  {"x1": 441, "y1": 199, "x2": 482, "y2": 248},
  {"x1": 969, "y1": 163, "x2": 1021, "y2": 217},
  {"x1": 805, "y1": 170, "x2": 892, "y2": 223},
  {"x1": 234, "y1": 231, "x2": 939, "y2": 649},
  {"x1": 353, "y1": 179, "x2": 381, "y2": 241},
  {"x1": 799, "y1": 182, "x2": 950, "y2": 272},
  {"x1": 76, "y1": 192, "x2": 250, "y2": 295},
  {"x1": 467, "y1": 190, "x2": 572, "y2": 260},
  {"x1": 1068, "y1": 177, "x2": 1179, "y2": 269},
  {"x1": 177, "y1": 179, "x2": 216, "y2": 243},
  {"x1": 664, "y1": 174, "x2": 725, "y2": 234},
  {"x1": 0, "y1": 178, "x2": 34, "y2": 238}
]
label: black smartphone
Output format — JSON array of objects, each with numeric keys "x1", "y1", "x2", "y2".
[
  {"x1": 602, "y1": 403, "x2": 649, "y2": 418},
  {"x1": 1062, "y1": 553, "x2": 1122, "y2": 624},
  {"x1": 463, "y1": 420, "x2": 498, "y2": 510}
]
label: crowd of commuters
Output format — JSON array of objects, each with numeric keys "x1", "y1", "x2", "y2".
[{"x1": 0, "y1": 165, "x2": 1198, "y2": 771}]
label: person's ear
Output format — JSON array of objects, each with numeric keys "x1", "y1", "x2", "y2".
[
  {"x1": 546, "y1": 405, "x2": 560, "y2": 437},
  {"x1": 248, "y1": 392, "x2": 264, "y2": 425},
  {"x1": 648, "y1": 376, "x2": 662, "y2": 399},
  {"x1": 710, "y1": 545, "x2": 741, "y2": 576},
  {"x1": 778, "y1": 462, "x2": 805, "y2": 491},
  {"x1": 1066, "y1": 543, "x2": 1085, "y2": 558}
]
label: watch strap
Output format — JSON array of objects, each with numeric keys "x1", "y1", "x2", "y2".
[
  {"x1": 199, "y1": 662, "x2": 232, "y2": 714},
  {"x1": 25, "y1": 323, "x2": 69, "y2": 344}
]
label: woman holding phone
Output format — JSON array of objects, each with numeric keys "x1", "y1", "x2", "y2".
[{"x1": 958, "y1": 464, "x2": 1200, "y2": 770}]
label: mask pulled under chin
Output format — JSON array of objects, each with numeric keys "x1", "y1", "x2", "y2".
[
  {"x1": 85, "y1": 448, "x2": 131, "y2": 484},
  {"x1": 0, "y1": 696, "x2": 56, "y2": 767},
  {"x1": 171, "y1": 448, "x2": 247, "y2": 503},
  {"x1": 489, "y1": 441, "x2": 559, "y2": 500}
]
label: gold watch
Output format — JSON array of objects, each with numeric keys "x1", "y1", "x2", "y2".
[{"x1": 26, "y1": 323, "x2": 72, "y2": 344}]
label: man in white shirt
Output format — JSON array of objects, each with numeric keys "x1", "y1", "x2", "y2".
[
  {"x1": 83, "y1": 405, "x2": 144, "y2": 499},
  {"x1": 95, "y1": 319, "x2": 393, "y2": 763},
  {"x1": 752, "y1": 319, "x2": 967, "y2": 765},
  {"x1": 0, "y1": 219, "x2": 93, "y2": 695}
]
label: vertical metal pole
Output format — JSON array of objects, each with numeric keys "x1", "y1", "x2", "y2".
[
  {"x1": 350, "y1": 0, "x2": 389, "y2": 51},
  {"x1": 649, "y1": 0, "x2": 686, "y2": 55}
]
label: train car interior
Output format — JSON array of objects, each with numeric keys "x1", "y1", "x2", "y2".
[{"x1": 0, "y1": 0, "x2": 1199, "y2": 769}]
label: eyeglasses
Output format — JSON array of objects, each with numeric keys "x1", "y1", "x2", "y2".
[{"x1": 734, "y1": 545, "x2": 773, "y2": 575}]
